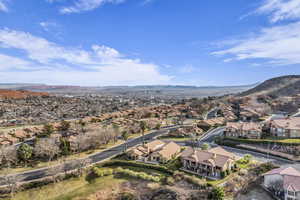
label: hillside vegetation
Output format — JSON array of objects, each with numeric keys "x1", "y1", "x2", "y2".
[{"x1": 240, "y1": 75, "x2": 300, "y2": 98}]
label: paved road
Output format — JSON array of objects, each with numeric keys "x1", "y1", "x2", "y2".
[
  {"x1": 205, "y1": 108, "x2": 220, "y2": 120},
  {"x1": 0, "y1": 126, "x2": 177, "y2": 185},
  {"x1": 194, "y1": 127, "x2": 295, "y2": 166}
]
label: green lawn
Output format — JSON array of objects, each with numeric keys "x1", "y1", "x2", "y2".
[
  {"x1": 7, "y1": 175, "x2": 126, "y2": 200},
  {"x1": 224, "y1": 137, "x2": 300, "y2": 145},
  {"x1": 157, "y1": 136, "x2": 192, "y2": 141}
]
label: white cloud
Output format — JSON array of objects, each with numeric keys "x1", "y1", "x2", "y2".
[
  {"x1": 0, "y1": 0, "x2": 8, "y2": 12},
  {"x1": 0, "y1": 54, "x2": 34, "y2": 70},
  {"x1": 212, "y1": 22, "x2": 300, "y2": 65},
  {"x1": 0, "y1": 28, "x2": 171, "y2": 86},
  {"x1": 257, "y1": 0, "x2": 300, "y2": 23},
  {"x1": 0, "y1": 28, "x2": 95, "y2": 65},
  {"x1": 59, "y1": 0, "x2": 125, "y2": 14}
]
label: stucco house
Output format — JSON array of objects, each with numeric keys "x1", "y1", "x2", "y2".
[
  {"x1": 180, "y1": 146, "x2": 237, "y2": 179},
  {"x1": 127, "y1": 140, "x2": 181, "y2": 163},
  {"x1": 225, "y1": 122, "x2": 262, "y2": 139},
  {"x1": 263, "y1": 166, "x2": 300, "y2": 200},
  {"x1": 267, "y1": 117, "x2": 300, "y2": 138}
]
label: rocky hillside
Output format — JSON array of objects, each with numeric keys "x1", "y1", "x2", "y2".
[
  {"x1": 0, "y1": 89, "x2": 49, "y2": 99},
  {"x1": 240, "y1": 75, "x2": 300, "y2": 98}
]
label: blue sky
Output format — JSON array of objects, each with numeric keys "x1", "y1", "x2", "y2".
[{"x1": 0, "y1": 0, "x2": 300, "y2": 86}]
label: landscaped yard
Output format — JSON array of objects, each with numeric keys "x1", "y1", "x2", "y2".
[
  {"x1": 5, "y1": 175, "x2": 126, "y2": 200},
  {"x1": 157, "y1": 135, "x2": 192, "y2": 141}
]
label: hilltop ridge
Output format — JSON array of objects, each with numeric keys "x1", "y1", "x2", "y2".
[{"x1": 240, "y1": 75, "x2": 300, "y2": 98}]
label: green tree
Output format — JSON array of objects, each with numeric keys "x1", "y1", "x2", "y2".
[
  {"x1": 17, "y1": 143, "x2": 33, "y2": 165},
  {"x1": 122, "y1": 130, "x2": 130, "y2": 151},
  {"x1": 40, "y1": 123, "x2": 54, "y2": 137},
  {"x1": 243, "y1": 154, "x2": 252, "y2": 163},
  {"x1": 210, "y1": 187, "x2": 225, "y2": 200},
  {"x1": 140, "y1": 121, "x2": 147, "y2": 144},
  {"x1": 155, "y1": 123, "x2": 161, "y2": 130}
]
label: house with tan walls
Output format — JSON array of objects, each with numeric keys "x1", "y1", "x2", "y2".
[
  {"x1": 127, "y1": 139, "x2": 181, "y2": 164},
  {"x1": 180, "y1": 146, "x2": 237, "y2": 179}
]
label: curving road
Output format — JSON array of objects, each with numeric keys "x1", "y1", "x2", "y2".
[
  {"x1": 0, "y1": 126, "x2": 177, "y2": 186},
  {"x1": 1, "y1": 125, "x2": 295, "y2": 186}
]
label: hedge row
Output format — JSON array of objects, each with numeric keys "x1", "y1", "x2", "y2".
[
  {"x1": 115, "y1": 167, "x2": 161, "y2": 182},
  {"x1": 222, "y1": 137, "x2": 300, "y2": 146},
  {"x1": 92, "y1": 167, "x2": 114, "y2": 177},
  {"x1": 100, "y1": 160, "x2": 174, "y2": 175},
  {"x1": 218, "y1": 139, "x2": 297, "y2": 161}
]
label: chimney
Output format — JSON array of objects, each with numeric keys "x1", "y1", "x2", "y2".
[{"x1": 213, "y1": 153, "x2": 217, "y2": 159}]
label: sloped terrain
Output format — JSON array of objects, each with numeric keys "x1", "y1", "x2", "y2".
[{"x1": 240, "y1": 75, "x2": 300, "y2": 98}]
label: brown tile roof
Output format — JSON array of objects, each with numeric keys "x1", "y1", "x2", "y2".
[
  {"x1": 226, "y1": 122, "x2": 261, "y2": 132},
  {"x1": 263, "y1": 166, "x2": 300, "y2": 176},
  {"x1": 155, "y1": 141, "x2": 181, "y2": 160},
  {"x1": 264, "y1": 167, "x2": 300, "y2": 191},
  {"x1": 145, "y1": 140, "x2": 165, "y2": 152},
  {"x1": 181, "y1": 147, "x2": 236, "y2": 168},
  {"x1": 284, "y1": 175, "x2": 300, "y2": 191},
  {"x1": 207, "y1": 146, "x2": 238, "y2": 160},
  {"x1": 270, "y1": 117, "x2": 300, "y2": 130}
]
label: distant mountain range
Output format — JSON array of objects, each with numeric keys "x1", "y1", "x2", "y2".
[
  {"x1": 240, "y1": 75, "x2": 300, "y2": 98},
  {"x1": 0, "y1": 83, "x2": 258, "y2": 98}
]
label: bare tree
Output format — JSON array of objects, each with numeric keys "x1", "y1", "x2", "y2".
[
  {"x1": 34, "y1": 138, "x2": 60, "y2": 162},
  {"x1": 0, "y1": 146, "x2": 18, "y2": 167}
]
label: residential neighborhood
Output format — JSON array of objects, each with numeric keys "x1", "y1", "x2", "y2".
[{"x1": 1, "y1": 0, "x2": 300, "y2": 198}]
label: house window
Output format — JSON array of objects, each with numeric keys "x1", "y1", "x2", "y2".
[{"x1": 287, "y1": 190, "x2": 295, "y2": 196}]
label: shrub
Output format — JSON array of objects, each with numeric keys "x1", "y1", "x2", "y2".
[
  {"x1": 210, "y1": 187, "x2": 225, "y2": 200},
  {"x1": 166, "y1": 177, "x2": 175, "y2": 186},
  {"x1": 114, "y1": 167, "x2": 161, "y2": 182},
  {"x1": 252, "y1": 162, "x2": 277, "y2": 175},
  {"x1": 176, "y1": 174, "x2": 206, "y2": 188},
  {"x1": 92, "y1": 167, "x2": 114, "y2": 177},
  {"x1": 100, "y1": 160, "x2": 173, "y2": 175}
]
